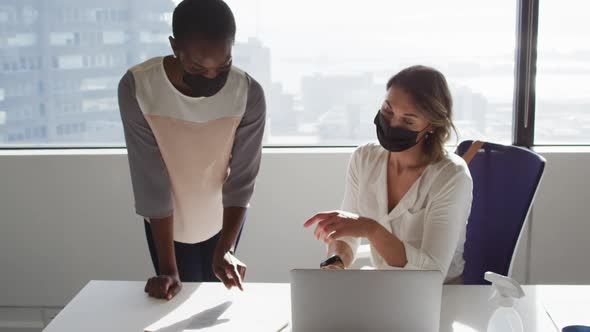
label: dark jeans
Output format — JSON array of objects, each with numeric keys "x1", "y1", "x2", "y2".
[{"x1": 144, "y1": 220, "x2": 244, "y2": 282}]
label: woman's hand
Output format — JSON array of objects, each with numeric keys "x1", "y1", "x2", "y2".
[
  {"x1": 212, "y1": 248, "x2": 246, "y2": 291},
  {"x1": 145, "y1": 274, "x2": 182, "y2": 300},
  {"x1": 304, "y1": 211, "x2": 377, "y2": 243}
]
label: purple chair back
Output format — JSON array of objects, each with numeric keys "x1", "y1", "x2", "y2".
[{"x1": 456, "y1": 141, "x2": 546, "y2": 284}]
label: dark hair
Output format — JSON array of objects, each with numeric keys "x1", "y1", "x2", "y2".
[
  {"x1": 172, "y1": 0, "x2": 236, "y2": 44},
  {"x1": 387, "y1": 65, "x2": 456, "y2": 163}
]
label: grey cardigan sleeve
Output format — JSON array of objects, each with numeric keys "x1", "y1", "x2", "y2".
[
  {"x1": 118, "y1": 70, "x2": 173, "y2": 218},
  {"x1": 222, "y1": 74, "x2": 266, "y2": 208}
]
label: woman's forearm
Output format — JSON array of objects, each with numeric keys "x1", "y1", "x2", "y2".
[
  {"x1": 150, "y1": 216, "x2": 178, "y2": 276},
  {"x1": 327, "y1": 240, "x2": 354, "y2": 268},
  {"x1": 366, "y1": 219, "x2": 408, "y2": 268}
]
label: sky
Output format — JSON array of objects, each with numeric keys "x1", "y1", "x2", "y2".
[{"x1": 168, "y1": 0, "x2": 590, "y2": 102}]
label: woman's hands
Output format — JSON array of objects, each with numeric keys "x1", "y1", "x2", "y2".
[{"x1": 304, "y1": 210, "x2": 378, "y2": 243}]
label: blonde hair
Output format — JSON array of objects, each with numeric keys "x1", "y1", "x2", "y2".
[{"x1": 387, "y1": 65, "x2": 456, "y2": 163}]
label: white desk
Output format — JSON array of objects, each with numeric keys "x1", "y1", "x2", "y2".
[{"x1": 43, "y1": 281, "x2": 571, "y2": 332}]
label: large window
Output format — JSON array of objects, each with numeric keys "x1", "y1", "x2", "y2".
[
  {"x1": 0, "y1": 1, "x2": 517, "y2": 147},
  {"x1": 535, "y1": 0, "x2": 590, "y2": 145}
]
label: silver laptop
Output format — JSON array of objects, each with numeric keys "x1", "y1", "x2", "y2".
[{"x1": 289, "y1": 269, "x2": 443, "y2": 332}]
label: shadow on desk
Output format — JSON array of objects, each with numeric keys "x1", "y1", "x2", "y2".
[{"x1": 152, "y1": 301, "x2": 232, "y2": 332}]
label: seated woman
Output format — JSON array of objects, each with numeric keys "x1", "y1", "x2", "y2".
[{"x1": 304, "y1": 65, "x2": 472, "y2": 283}]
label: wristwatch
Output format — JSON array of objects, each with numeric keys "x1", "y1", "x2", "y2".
[{"x1": 320, "y1": 255, "x2": 344, "y2": 269}]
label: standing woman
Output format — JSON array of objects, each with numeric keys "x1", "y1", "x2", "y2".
[{"x1": 119, "y1": 0, "x2": 266, "y2": 299}]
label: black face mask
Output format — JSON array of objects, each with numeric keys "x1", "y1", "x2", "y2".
[
  {"x1": 374, "y1": 111, "x2": 428, "y2": 152},
  {"x1": 182, "y1": 70, "x2": 230, "y2": 97}
]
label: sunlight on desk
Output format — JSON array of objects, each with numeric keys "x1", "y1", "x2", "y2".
[
  {"x1": 144, "y1": 283, "x2": 290, "y2": 332},
  {"x1": 452, "y1": 321, "x2": 479, "y2": 332}
]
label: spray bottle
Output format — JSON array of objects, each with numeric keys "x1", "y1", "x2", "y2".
[{"x1": 485, "y1": 272, "x2": 525, "y2": 332}]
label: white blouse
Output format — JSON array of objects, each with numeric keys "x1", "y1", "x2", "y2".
[{"x1": 339, "y1": 143, "x2": 473, "y2": 281}]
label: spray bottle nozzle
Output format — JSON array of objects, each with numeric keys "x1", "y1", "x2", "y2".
[{"x1": 484, "y1": 272, "x2": 525, "y2": 307}]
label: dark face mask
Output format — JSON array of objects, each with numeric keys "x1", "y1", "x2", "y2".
[
  {"x1": 182, "y1": 70, "x2": 230, "y2": 97},
  {"x1": 374, "y1": 111, "x2": 428, "y2": 152}
]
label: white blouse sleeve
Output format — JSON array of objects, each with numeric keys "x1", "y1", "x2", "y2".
[{"x1": 402, "y1": 166, "x2": 473, "y2": 276}]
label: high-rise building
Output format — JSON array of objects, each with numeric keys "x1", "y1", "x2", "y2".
[
  {"x1": 0, "y1": 0, "x2": 174, "y2": 145},
  {"x1": 234, "y1": 37, "x2": 297, "y2": 141},
  {"x1": 301, "y1": 72, "x2": 382, "y2": 143}
]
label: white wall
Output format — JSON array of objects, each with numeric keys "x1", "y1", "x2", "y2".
[
  {"x1": 527, "y1": 148, "x2": 590, "y2": 284},
  {"x1": 1, "y1": 148, "x2": 589, "y2": 311}
]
